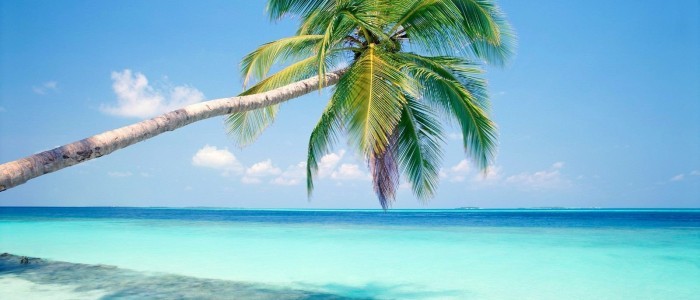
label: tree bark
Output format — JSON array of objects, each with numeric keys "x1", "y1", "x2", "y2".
[{"x1": 0, "y1": 71, "x2": 345, "y2": 192}]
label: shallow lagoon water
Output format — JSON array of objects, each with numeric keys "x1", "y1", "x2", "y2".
[{"x1": 1, "y1": 208, "x2": 699, "y2": 299}]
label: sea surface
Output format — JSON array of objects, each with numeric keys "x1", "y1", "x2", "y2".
[{"x1": 1, "y1": 207, "x2": 699, "y2": 299}]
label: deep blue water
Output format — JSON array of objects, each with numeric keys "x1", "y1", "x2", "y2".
[{"x1": 1, "y1": 207, "x2": 699, "y2": 228}]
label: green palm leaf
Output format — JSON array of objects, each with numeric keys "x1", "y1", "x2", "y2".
[
  {"x1": 313, "y1": 1, "x2": 388, "y2": 88},
  {"x1": 391, "y1": 0, "x2": 514, "y2": 65},
  {"x1": 456, "y1": 0, "x2": 516, "y2": 66},
  {"x1": 342, "y1": 45, "x2": 413, "y2": 156},
  {"x1": 399, "y1": 52, "x2": 496, "y2": 169},
  {"x1": 397, "y1": 96, "x2": 444, "y2": 200},
  {"x1": 267, "y1": 0, "x2": 330, "y2": 20},
  {"x1": 240, "y1": 35, "x2": 323, "y2": 88},
  {"x1": 229, "y1": 55, "x2": 321, "y2": 147},
  {"x1": 306, "y1": 92, "x2": 345, "y2": 196}
]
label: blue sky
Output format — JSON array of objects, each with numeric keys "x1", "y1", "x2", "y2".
[{"x1": 1, "y1": 0, "x2": 698, "y2": 208}]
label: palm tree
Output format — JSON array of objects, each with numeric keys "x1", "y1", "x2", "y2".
[
  {"x1": 0, "y1": 0, "x2": 514, "y2": 209},
  {"x1": 0, "y1": 72, "x2": 343, "y2": 191},
  {"x1": 229, "y1": 0, "x2": 514, "y2": 208}
]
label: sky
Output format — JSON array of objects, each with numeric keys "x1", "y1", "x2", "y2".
[{"x1": 1, "y1": 0, "x2": 698, "y2": 208}]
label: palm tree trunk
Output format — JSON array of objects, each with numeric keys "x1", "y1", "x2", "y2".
[{"x1": 0, "y1": 71, "x2": 345, "y2": 192}]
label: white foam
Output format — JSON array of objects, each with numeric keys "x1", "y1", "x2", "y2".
[{"x1": 0, "y1": 276, "x2": 108, "y2": 300}]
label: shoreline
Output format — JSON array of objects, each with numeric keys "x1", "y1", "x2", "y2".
[{"x1": 0, "y1": 253, "x2": 361, "y2": 300}]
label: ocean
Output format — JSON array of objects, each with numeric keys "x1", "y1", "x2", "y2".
[{"x1": 1, "y1": 207, "x2": 699, "y2": 299}]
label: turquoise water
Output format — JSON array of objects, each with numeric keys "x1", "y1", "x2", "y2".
[{"x1": 1, "y1": 208, "x2": 699, "y2": 299}]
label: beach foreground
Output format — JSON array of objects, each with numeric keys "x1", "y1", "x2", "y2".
[
  {"x1": 1, "y1": 208, "x2": 699, "y2": 299},
  {"x1": 0, "y1": 253, "x2": 355, "y2": 299}
]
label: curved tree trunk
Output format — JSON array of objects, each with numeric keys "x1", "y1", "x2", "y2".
[{"x1": 0, "y1": 71, "x2": 345, "y2": 192}]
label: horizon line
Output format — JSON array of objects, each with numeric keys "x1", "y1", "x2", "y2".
[{"x1": 1, "y1": 206, "x2": 699, "y2": 210}]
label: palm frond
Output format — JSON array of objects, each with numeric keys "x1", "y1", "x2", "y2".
[
  {"x1": 394, "y1": 0, "x2": 514, "y2": 65},
  {"x1": 397, "y1": 96, "x2": 444, "y2": 200},
  {"x1": 267, "y1": 0, "x2": 330, "y2": 20},
  {"x1": 297, "y1": 0, "x2": 379, "y2": 35},
  {"x1": 240, "y1": 35, "x2": 323, "y2": 88},
  {"x1": 399, "y1": 52, "x2": 496, "y2": 169},
  {"x1": 388, "y1": 0, "x2": 441, "y2": 36},
  {"x1": 463, "y1": 2, "x2": 516, "y2": 66},
  {"x1": 450, "y1": 0, "x2": 501, "y2": 43},
  {"x1": 341, "y1": 45, "x2": 413, "y2": 156},
  {"x1": 314, "y1": 1, "x2": 388, "y2": 88},
  {"x1": 316, "y1": 15, "x2": 341, "y2": 89},
  {"x1": 225, "y1": 106, "x2": 280, "y2": 148},
  {"x1": 392, "y1": 0, "x2": 466, "y2": 56},
  {"x1": 229, "y1": 55, "x2": 321, "y2": 147},
  {"x1": 337, "y1": 4, "x2": 392, "y2": 42},
  {"x1": 369, "y1": 131, "x2": 400, "y2": 209},
  {"x1": 306, "y1": 93, "x2": 345, "y2": 196},
  {"x1": 296, "y1": 1, "x2": 337, "y2": 35},
  {"x1": 242, "y1": 55, "x2": 321, "y2": 96}
]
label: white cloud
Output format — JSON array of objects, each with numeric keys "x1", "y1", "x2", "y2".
[
  {"x1": 272, "y1": 162, "x2": 307, "y2": 186},
  {"x1": 263, "y1": 149, "x2": 368, "y2": 186},
  {"x1": 242, "y1": 159, "x2": 282, "y2": 184},
  {"x1": 191, "y1": 149, "x2": 375, "y2": 186},
  {"x1": 442, "y1": 160, "x2": 571, "y2": 190},
  {"x1": 443, "y1": 159, "x2": 472, "y2": 182},
  {"x1": 33, "y1": 81, "x2": 58, "y2": 95},
  {"x1": 318, "y1": 150, "x2": 345, "y2": 178},
  {"x1": 191, "y1": 145, "x2": 243, "y2": 175},
  {"x1": 331, "y1": 163, "x2": 367, "y2": 180},
  {"x1": 107, "y1": 171, "x2": 132, "y2": 178},
  {"x1": 246, "y1": 159, "x2": 282, "y2": 177},
  {"x1": 442, "y1": 159, "x2": 502, "y2": 184},
  {"x1": 451, "y1": 159, "x2": 470, "y2": 173},
  {"x1": 505, "y1": 162, "x2": 569, "y2": 190},
  {"x1": 100, "y1": 69, "x2": 204, "y2": 118},
  {"x1": 472, "y1": 165, "x2": 502, "y2": 183},
  {"x1": 670, "y1": 174, "x2": 685, "y2": 181},
  {"x1": 669, "y1": 170, "x2": 700, "y2": 182}
]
